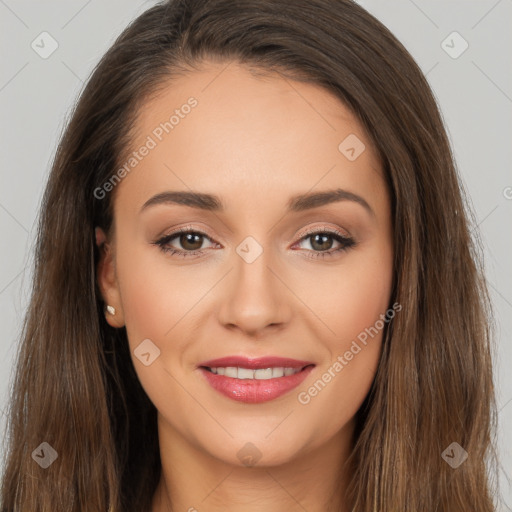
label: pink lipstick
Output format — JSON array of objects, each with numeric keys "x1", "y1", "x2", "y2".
[{"x1": 197, "y1": 356, "x2": 315, "y2": 403}]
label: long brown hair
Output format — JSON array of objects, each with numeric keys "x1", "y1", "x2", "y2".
[{"x1": 0, "y1": 0, "x2": 498, "y2": 510}]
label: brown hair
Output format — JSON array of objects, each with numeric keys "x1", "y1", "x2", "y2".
[{"x1": 0, "y1": 0, "x2": 498, "y2": 510}]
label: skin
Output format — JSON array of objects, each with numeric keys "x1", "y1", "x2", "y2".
[{"x1": 96, "y1": 60, "x2": 393, "y2": 512}]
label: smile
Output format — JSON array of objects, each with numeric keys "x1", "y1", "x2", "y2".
[{"x1": 197, "y1": 356, "x2": 315, "y2": 403}]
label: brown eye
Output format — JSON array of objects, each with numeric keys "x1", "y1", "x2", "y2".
[
  {"x1": 179, "y1": 232, "x2": 204, "y2": 251},
  {"x1": 153, "y1": 227, "x2": 355, "y2": 260},
  {"x1": 153, "y1": 228, "x2": 218, "y2": 257},
  {"x1": 294, "y1": 229, "x2": 356, "y2": 260},
  {"x1": 309, "y1": 233, "x2": 335, "y2": 252}
]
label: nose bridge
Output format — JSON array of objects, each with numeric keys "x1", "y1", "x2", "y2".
[{"x1": 217, "y1": 234, "x2": 290, "y2": 333}]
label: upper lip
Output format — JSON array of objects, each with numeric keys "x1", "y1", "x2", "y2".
[{"x1": 198, "y1": 356, "x2": 315, "y2": 370}]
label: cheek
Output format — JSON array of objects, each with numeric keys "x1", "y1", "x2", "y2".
[
  {"x1": 115, "y1": 241, "x2": 206, "y2": 345},
  {"x1": 114, "y1": 244, "x2": 207, "y2": 411},
  {"x1": 293, "y1": 243, "x2": 393, "y2": 441},
  {"x1": 295, "y1": 240, "x2": 393, "y2": 349}
]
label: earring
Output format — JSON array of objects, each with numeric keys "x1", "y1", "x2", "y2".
[{"x1": 106, "y1": 305, "x2": 116, "y2": 315}]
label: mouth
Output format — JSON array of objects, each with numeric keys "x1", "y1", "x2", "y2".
[{"x1": 197, "y1": 357, "x2": 316, "y2": 403}]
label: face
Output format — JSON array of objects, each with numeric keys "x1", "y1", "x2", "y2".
[{"x1": 96, "y1": 61, "x2": 393, "y2": 468}]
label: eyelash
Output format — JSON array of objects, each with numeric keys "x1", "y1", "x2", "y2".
[{"x1": 152, "y1": 225, "x2": 356, "y2": 260}]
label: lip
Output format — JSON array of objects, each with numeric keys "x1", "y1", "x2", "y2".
[{"x1": 197, "y1": 356, "x2": 315, "y2": 403}]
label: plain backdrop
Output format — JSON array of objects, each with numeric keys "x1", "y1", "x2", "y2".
[{"x1": 1, "y1": 0, "x2": 511, "y2": 508}]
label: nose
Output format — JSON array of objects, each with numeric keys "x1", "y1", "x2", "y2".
[{"x1": 217, "y1": 246, "x2": 292, "y2": 337}]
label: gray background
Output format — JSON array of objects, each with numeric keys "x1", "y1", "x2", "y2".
[{"x1": 1, "y1": 0, "x2": 511, "y2": 508}]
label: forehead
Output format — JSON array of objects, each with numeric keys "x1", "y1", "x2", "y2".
[{"x1": 114, "y1": 61, "x2": 384, "y2": 214}]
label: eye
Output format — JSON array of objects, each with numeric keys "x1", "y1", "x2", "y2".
[
  {"x1": 152, "y1": 227, "x2": 218, "y2": 258},
  {"x1": 152, "y1": 226, "x2": 356, "y2": 259},
  {"x1": 292, "y1": 227, "x2": 356, "y2": 260}
]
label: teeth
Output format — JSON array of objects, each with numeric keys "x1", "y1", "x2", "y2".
[
  {"x1": 224, "y1": 367, "x2": 238, "y2": 378},
  {"x1": 237, "y1": 367, "x2": 254, "y2": 379},
  {"x1": 255, "y1": 368, "x2": 273, "y2": 380},
  {"x1": 208, "y1": 366, "x2": 302, "y2": 380},
  {"x1": 272, "y1": 367, "x2": 283, "y2": 378}
]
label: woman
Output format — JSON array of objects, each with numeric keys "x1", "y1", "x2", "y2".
[{"x1": 0, "y1": 0, "x2": 498, "y2": 510}]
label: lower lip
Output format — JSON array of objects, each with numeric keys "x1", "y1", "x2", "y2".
[{"x1": 199, "y1": 366, "x2": 315, "y2": 403}]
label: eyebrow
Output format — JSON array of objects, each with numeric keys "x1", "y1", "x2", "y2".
[{"x1": 140, "y1": 188, "x2": 375, "y2": 217}]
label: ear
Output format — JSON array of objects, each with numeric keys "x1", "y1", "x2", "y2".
[{"x1": 95, "y1": 227, "x2": 125, "y2": 328}]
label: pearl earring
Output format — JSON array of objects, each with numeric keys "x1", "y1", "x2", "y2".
[{"x1": 106, "y1": 305, "x2": 116, "y2": 315}]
